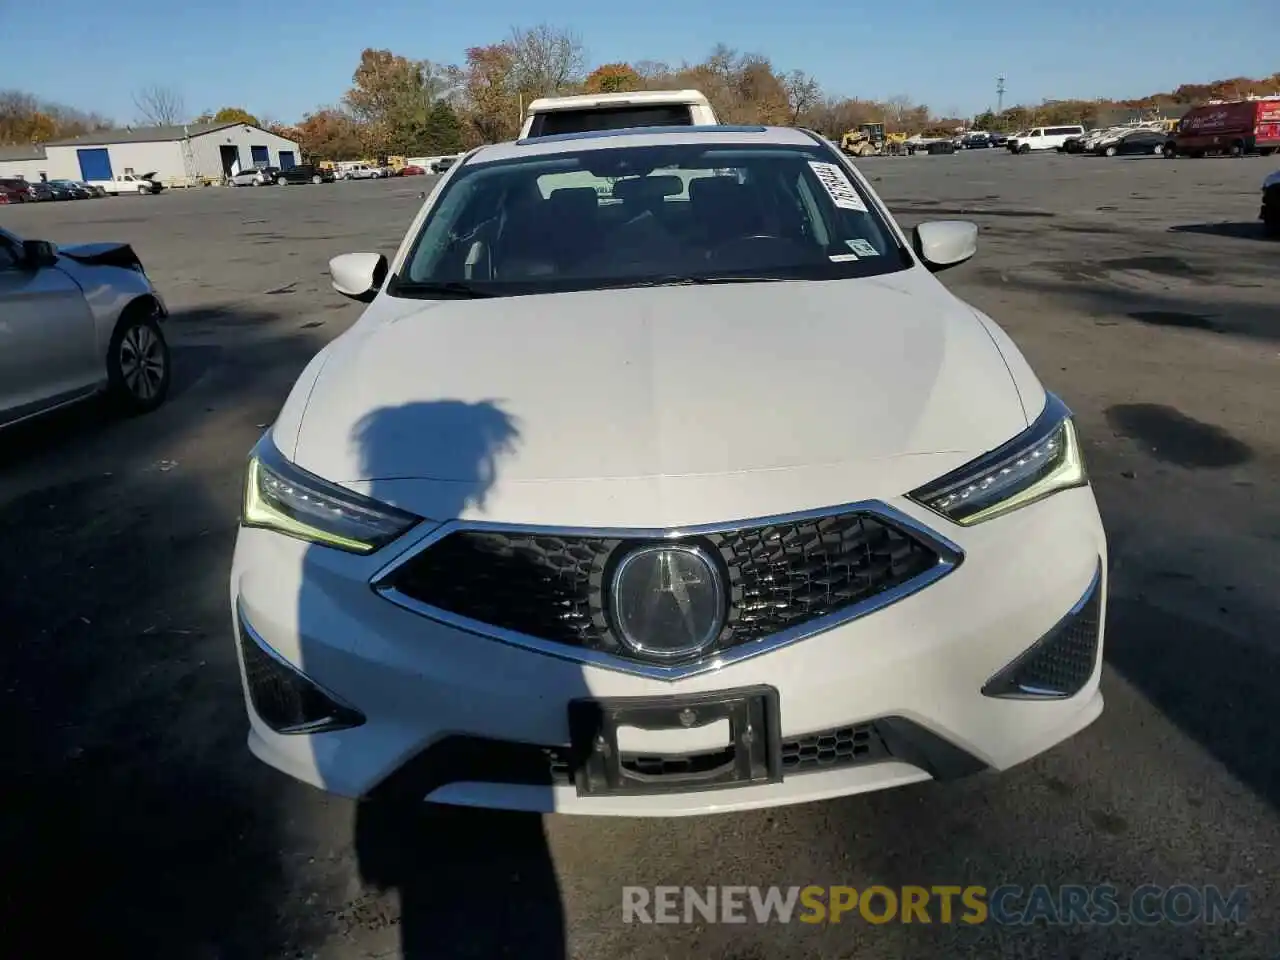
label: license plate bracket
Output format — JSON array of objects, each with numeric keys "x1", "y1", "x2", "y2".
[{"x1": 568, "y1": 685, "x2": 782, "y2": 796}]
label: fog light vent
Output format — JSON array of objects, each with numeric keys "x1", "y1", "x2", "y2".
[
  {"x1": 983, "y1": 564, "x2": 1103, "y2": 700},
  {"x1": 237, "y1": 612, "x2": 365, "y2": 734}
]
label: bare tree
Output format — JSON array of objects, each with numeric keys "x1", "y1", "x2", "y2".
[
  {"x1": 507, "y1": 24, "x2": 587, "y2": 98},
  {"x1": 783, "y1": 70, "x2": 822, "y2": 123},
  {"x1": 133, "y1": 84, "x2": 185, "y2": 126}
]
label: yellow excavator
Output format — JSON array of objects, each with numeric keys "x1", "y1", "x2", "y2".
[{"x1": 839, "y1": 123, "x2": 909, "y2": 158}]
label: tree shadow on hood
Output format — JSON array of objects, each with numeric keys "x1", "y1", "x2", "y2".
[{"x1": 295, "y1": 399, "x2": 570, "y2": 958}]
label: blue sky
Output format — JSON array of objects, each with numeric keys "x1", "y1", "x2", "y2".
[{"x1": 3, "y1": 0, "x2": 1273, "y2": 124}]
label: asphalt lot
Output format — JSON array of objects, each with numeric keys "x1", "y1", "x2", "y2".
[{"x1": 1, "y1": 150, "x2": 1278, "y2": 959}]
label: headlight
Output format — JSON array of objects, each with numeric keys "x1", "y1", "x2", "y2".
[
  {"x1": 242, "y1": 435, "x2": 421, "y2": 552},
  {"x1": 908, "y1": 393, "x2": 1087, "y2": 526}
]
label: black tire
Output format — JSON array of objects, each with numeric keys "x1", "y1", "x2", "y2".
[
  {"x1": 1229, "y1": 141, "x2": 1244, "y2": 157},
  {"x1": 277, "y1": 176, "x2": 288, "y2": 185},
  {"x1": 1018, "y1": 143, "x2": 1030, "y2": 154},
  {"x1": 1104, "y1": 145, "x2": 1118, "y2": 157},
  {"x1": 312, "y1": 174, "x2": 322, "y2": 184},
  {"x1": 107, "y1": 308, "x2": 170, "y2": 414},
  {"x1": 1163, "y1": 143, "x2": 1177, "y2": 159}
]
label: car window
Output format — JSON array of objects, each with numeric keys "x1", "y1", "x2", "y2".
[
  {"x1": 529, "y1": 105, "x2": 694, "y2": 138},
  {"x1": 1030, "y1": 129, "x2": 1043, "y2": 137},
  {"x1": 394, "y1": 141, "x2": 911, "y2": 298}
]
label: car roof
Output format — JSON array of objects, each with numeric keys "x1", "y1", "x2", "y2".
[{"x1": 470, "y1": 125, "x2": 821, "y2": 164}]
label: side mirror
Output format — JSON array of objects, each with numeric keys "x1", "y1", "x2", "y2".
[
  {"x1": 329, "y1": 252, "x2": 388, "y2": 303},
  {"x1": 22, "y1": 239, "x2": 58, "y2": 269},
  {"x1": 913, "y1": 221, "x2": 978, "y2": 272}
]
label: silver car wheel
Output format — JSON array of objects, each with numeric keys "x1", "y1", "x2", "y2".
[{"x1": 119, "y1": 323, "x2": 166, "y2": 400}]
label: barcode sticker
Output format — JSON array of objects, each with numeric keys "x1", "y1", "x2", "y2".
[
  {"x1": 808, "y1": 161, "x2": 868, "y2": 212},
  {"x1": 829, "y1": 253, "x2": 860, "y2": 262}
]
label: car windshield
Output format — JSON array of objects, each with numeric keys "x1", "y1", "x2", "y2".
[{"x1": 392, "y1": 140, "x2": 911, "y2": 298}]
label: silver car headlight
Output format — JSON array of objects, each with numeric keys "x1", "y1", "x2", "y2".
[
  {"x1": 908, "y1": 393, "x2": 1088, "y2": 526},
  {"x1": 242, "y1": 434, "x2": 421, "y2": 553}
]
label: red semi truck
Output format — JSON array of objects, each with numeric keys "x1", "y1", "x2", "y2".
[{"x1": 1167, "y1": 97, "x2": 1280, "y2": 158}]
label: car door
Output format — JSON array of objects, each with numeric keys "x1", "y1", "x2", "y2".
[{"x1": 0, "y1": 233, "x2": 100, "y2": 424}]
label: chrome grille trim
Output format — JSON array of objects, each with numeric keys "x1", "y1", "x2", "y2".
[{"x1": 369, "y1": 500, "x2": 964, "y2": 681}]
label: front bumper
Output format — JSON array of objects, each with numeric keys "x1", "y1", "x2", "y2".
[{"x1": 230, "y1": 488, "x2": 1107, "y2": 816}]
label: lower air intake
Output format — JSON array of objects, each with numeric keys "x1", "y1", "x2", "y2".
[
  {"x1": 983, "y1": 564, "x2": 1104, "y2": 699},
  {"x1": 237, "y1": 614, "x2": 365, "y2": 734}
]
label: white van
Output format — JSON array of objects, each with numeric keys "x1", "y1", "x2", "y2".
[
  {"x1": 519, "y1": 90, "x2": 718, "y2": 139},
  {"x1": 1008, "y1": 124, "x2": 1086, "y2": 153}
]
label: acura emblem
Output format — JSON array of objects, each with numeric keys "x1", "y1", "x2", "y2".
[{"x1": 609, "y1": 544, "x2": 726, "y2": 660}]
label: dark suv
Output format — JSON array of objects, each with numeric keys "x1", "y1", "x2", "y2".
[
  {"x1": 0, "y1": 178, "x2": 30, "y2": 203},
  {"x1": 275, "y1": 164, "x2": 335, "y2": 185}
]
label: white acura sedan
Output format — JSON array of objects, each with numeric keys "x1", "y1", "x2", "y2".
[
  {"x1": 1, "y1": 227, "x2": 170, "y2": 427},
  {"x1": 231, "y1": 125, "x2": 1107, "y2": 816}
]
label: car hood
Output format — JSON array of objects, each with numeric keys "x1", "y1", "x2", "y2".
[{"x1": 283, "y1": 272, "x2": 1034, "y2": 526}]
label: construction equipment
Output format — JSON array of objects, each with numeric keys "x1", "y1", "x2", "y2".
[{"x1": 839, "y1": 123, "x2": 909, "y2": 158}]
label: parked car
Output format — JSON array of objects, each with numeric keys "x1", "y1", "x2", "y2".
[
  {"x1": 1262, "y1": 168, "x2": 1280, "y2": 237},
  {"x1": 395, "y1": 165, "x2": 426, "y2": 177},
  {"x1": 1008, "y1": 125, "x2": 1086, "y2": 153},
  {"x1": 25, "y1": 181, "x2": 55, "y2": 202},
  {"x1": 431, "y1": 155, "x2": 458, "y2": 173},
  {"x1": 276, "y1": 164, "x2": 335, "y2": 185},
  {"x1": 1168, "y1": 98, "x2": 1280, "y2": 158},
  {"x1": 988, "y1": 132, "x2": 1010, "y2": 148},
  {"x1": 58, "y1": 180, "x2": 102, "y2": 198},
  {"x1": 46, "y1": 180, "x2": 82, "y2": 201},
  {"x1": 230, "y1": 166, "x2": 279, "y2": 187},
  {"x1": 1093, "y1": 129, "x2": 1168, "y2": 157},
  {"x1": 0, "y1": 178, "x2": 30, "y2": 203},
  {"x1": 232, "y1": 124, "x2": 1108, "y2": 816},
  {"x1": 86, "y1": 172, "x2": 163, "y2": 195},
  {"x1": 0, "y1": 226, "x2": 171, "y2": 427},
  {"x1": 1060, "y1": 134, "x2": 1088, "y2": 153},
  {"x1": 961, "y1": 132, "x2": 992, "y2": 149}
]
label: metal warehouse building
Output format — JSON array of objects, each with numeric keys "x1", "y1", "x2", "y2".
[{"x1": 0, "y1": 121, "x2": 302, "y2": 186}]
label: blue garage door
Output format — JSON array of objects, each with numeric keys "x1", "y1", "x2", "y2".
[
  {"x1": 279, "y1": 150, "x2": 296, "y2": 169},
  {"x1": 250, "y1": 145, "x2": 269, "y2": 167},
  {"x1": 77, "y1": 148, "x2": 112, "y2": 181}
]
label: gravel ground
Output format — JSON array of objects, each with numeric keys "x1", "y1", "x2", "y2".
[{"x1": 1, "y1": 150, "x2": 1277, "y2": 959}]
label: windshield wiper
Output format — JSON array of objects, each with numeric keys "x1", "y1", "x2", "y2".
[
  {"x1": 387, "y1": 279, "x2": 499, "y2": 299},
  {"x1": 602, "y1": 275, "x2": 797, "y2": 290}
]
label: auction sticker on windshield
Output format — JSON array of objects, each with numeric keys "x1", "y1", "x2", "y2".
[
  {"x1": 808, "y1": 161, "x2": 868, "y2": 212},
  {"x1": 845, "y1": 238, "x2": 879, "y2": 257}
]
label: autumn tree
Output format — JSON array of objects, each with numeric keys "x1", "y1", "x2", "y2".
[
  {"x1": 507, "y1": 24, "x2": 587, "y2": 99},
  {"x1": 584, "y1": 63, "x2": 641, "y2": 94},
  {"x1": 0, "y1": 89, "x2": 111, "y2": 144},
  {"x1": 343, "y1": 48, "x2": 455, "y2": 154},
  {"x1": 133, "y1": 84, "x2": 185, "y2": 125},
  {"x1": 458, "y1": 43, "x2": 519, "y2": 145},
  {"x1": 783, "y1": 70, "x2": 821, "y2": 123},
  {"x1": 213, "y1": 107, "x2": 260, "y2": 125},
  {"x1": 295, "y1": 108, "x2": 364, "y2": 161}
]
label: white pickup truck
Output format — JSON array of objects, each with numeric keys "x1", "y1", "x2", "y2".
[
  {"x1": 520, "y1": 90, "x2": 719, "y2": 138},
  {"x1": 339, "y1": 163, "x2": 386, "y2": 180},
  {"x1": 87, "y1": 172, "x2": 163, "y2": 195}
]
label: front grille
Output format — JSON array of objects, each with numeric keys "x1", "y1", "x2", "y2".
[
  {"x1": 983, "y1": 567, "x2": 1103, "y2": 699},
  {"x1": 386, "y1": 511, "x2": 941, "y2": 664}
]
